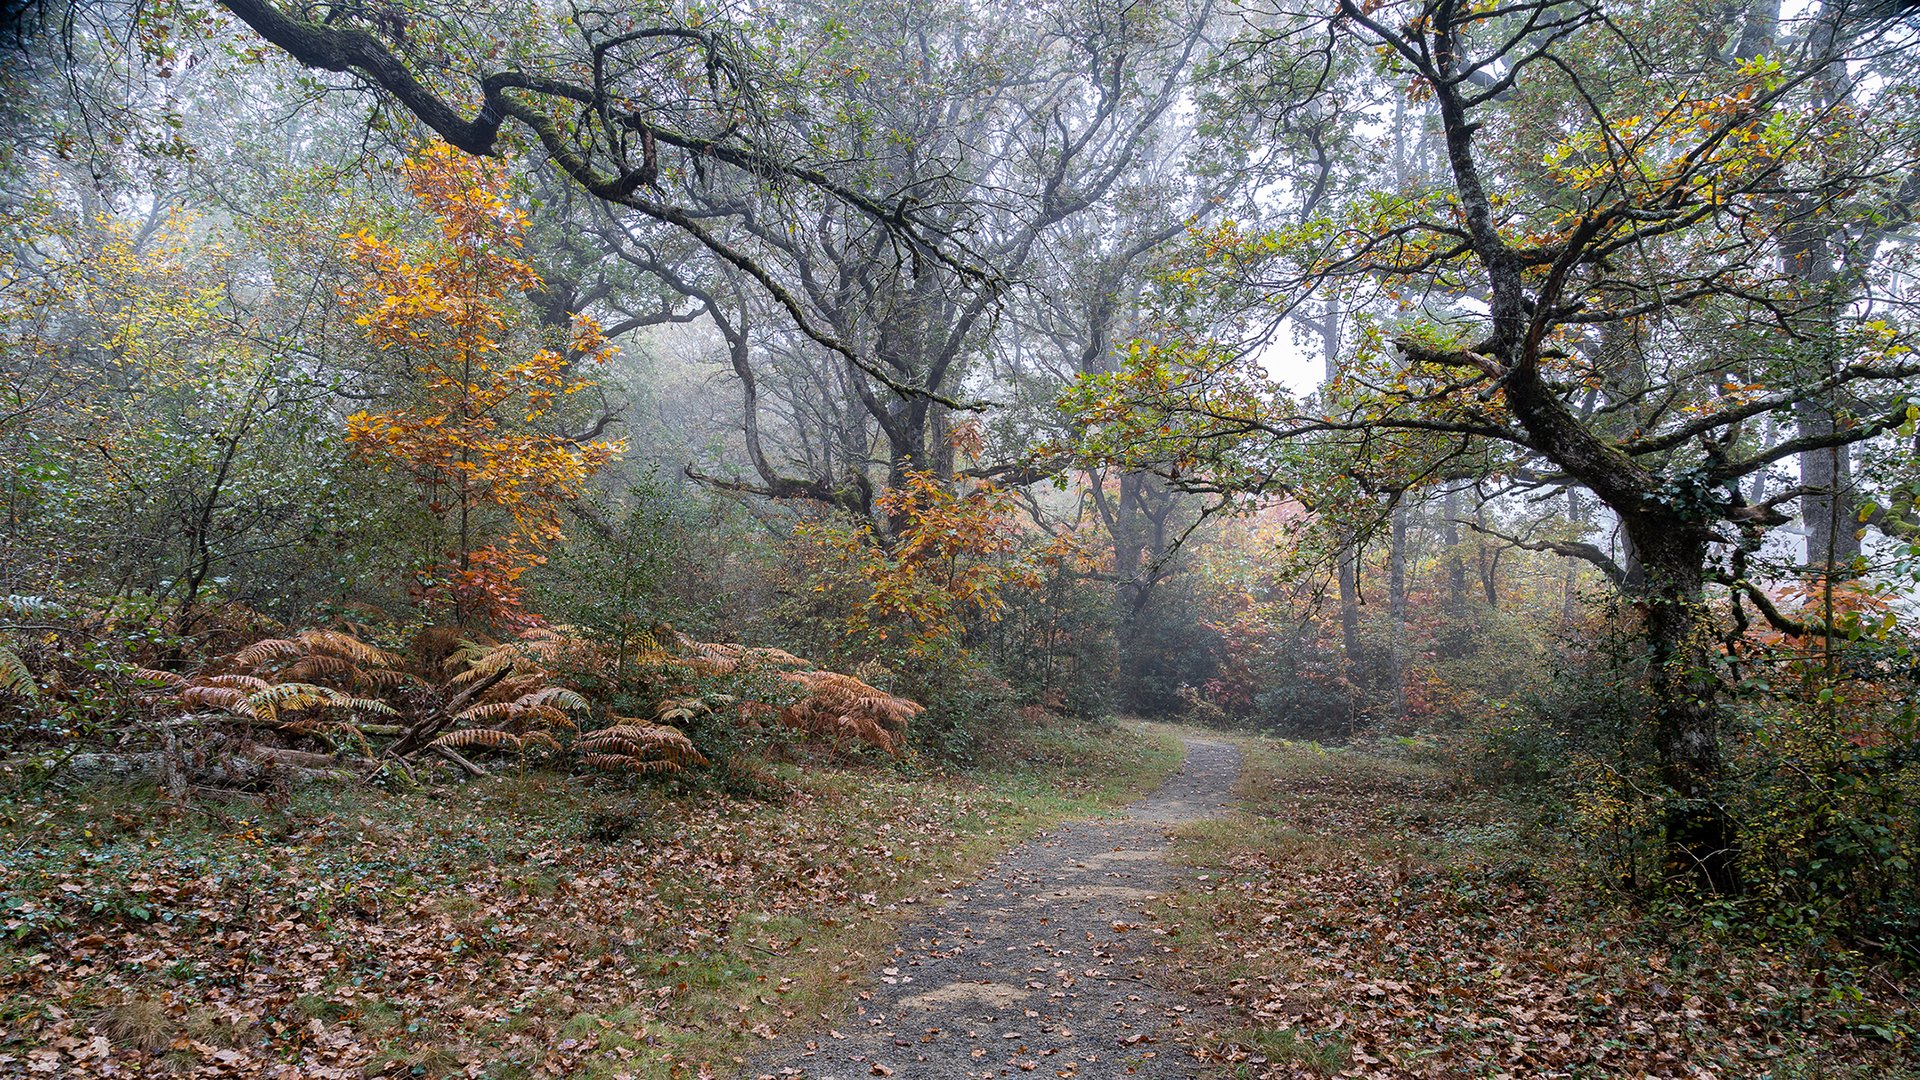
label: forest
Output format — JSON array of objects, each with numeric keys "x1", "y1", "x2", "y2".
[{"x1": 2, "y1": 0, "x2": 1919, "y2": 1074}]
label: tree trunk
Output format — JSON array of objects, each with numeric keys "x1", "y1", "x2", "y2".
[
  {"x1": 1388, "y1": 499, "x2": 1409, "y2": 723},
  {"x1": 1786, "y1": 0, "x2": 1860, "y2": 580},
  {"x1": 1320, "y1": 295, "x2": 1363, "y2": 685},
  {"x1": 1441, "y1": 486, "x2": 1467, "y2": 615},
  {"x1": 1798, "y1": 422, "x2": 1858, "y2": 575},
  {"x1": 1625, "y1": 519, "x2": 1738, "y2": 893},
  {"x1": 1562, "y1": 489, "x2": 1583, "y2": 623},
  {"x1": 1337, "y1": 547, "x2": 1361, "y2": 669}
]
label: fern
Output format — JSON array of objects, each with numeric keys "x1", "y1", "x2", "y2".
[
  {"x1": 515, "y1": 704, "x2": 576, "y2": 732},
  {"x1": 432, "y1": 728, "x2": 523, "y2": 752},
  {"x1": 455, "y1": 701, "x2": 521, "y2": 724},
  {"x1": 451, "y1": 698, "x2": 573, "y2": 730},
  {"x1": 516, "y1": 686, "x2": 588, "y2": 713},
  {"x1": 245, "y1": 682, "x2": 351, "y2": 721},
  {"x1": 492, "y1": 674, "x2": 544, "y2": 701},
  {"x1": 648, "y1": 636, "x2": 922, "y2": 755},
  {"x1": 282, "y1": 654, "x2": 363, "y2": 684},
  {"x1": 0, "y1": 644, "x2": 37, "y2": 699},
  {"x1": 203, "y1": 673, "x2": 273, "y2": 692},
  {"x1": 131, "y1": 668, "x2": 189, "y2": 689},
  {"x1": 181, "y1": 685, "x2": 254, "y2": 715},
  {"x1": 655, "y1": 696, "x2": 710, "y2": 723},
  {"x1": 359, "y1": 666, "x2": 424, "y2": 689},
  {"x1": 448, "y1": 647, "x2": 517, "y2": 687},
  {"x1": 293, "y1": 629, "x2": 402, "y2": 669},
  {"x1": 232, "y1": 638, "x2": 305, "y2": 667},
  {"x1": 232, "y1": 631, "x2": 408, "y2": 688},
  {"x1": 172, "y1": 622, "x2": 916, "y2": 781},
  {"x1": 776, "y1": 670, "x2": 920, "y2": 755},
  {"x1": 578, "y1": 753, "x2": 678, "y2": 775},
  {"x1": 577, "y1": 721, "x2": 707, "y2": 768}
]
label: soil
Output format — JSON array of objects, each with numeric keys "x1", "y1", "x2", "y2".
[{"x1": 748, "y1": 736, "x2": 1242, "y2": 1079}]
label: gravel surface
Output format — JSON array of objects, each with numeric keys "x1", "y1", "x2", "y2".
[{"x1": 749, "y1": 737, "x2": 1242, "y2": 1080}]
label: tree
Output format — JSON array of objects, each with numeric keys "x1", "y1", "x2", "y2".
[
  {"x1": 201, "y1": 0, "x2": 993, "y2": 386},
  {"x1": 1069, "y1": 0, "x2": 1920, "y2": 888},
  {"x1": 341, "y1": 142, "x2": 622, "y2": 627},
  {"x1": 643, "y1": 0, "x2": 1215, "y2": 522},
  {"x1": 797, "y1": 470, "x2": 1046, "y2": 662}
]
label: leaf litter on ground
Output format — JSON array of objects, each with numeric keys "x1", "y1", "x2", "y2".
[{"x1": 0, "y1": 721, "x2": 1182, "y2": 1078}]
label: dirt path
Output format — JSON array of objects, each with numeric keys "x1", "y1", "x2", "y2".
[{"x1": 749, "y1": 736, "x2": 1241, "y2": 1080}]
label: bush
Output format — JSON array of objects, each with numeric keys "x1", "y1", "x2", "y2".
[
  {"x1": 1478, "y1": 594, "x2": 1920, "y2": 955},
  {"x1": 986, "y1": 569, "x2": 1117, "y2": 719},
  {"x1": 1728, "y1": 683, "x2": 1920, "y2": 956},
  {"x1": 897, "y1": 657, "x2": 1017, "y2": 765}
]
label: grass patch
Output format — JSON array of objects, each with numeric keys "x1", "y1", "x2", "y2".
[{"x1": 0, "y1": 715, "x2": 1183, "y2": 1077}]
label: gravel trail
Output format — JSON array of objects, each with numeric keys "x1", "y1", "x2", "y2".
[{"x1": 749, "y1": 736, "x2": 1242, "y2": 1080}]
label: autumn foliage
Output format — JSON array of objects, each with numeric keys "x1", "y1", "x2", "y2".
[
  {"x1": 160, "y1": 621, "x2": 919, "y2": 779},
  {"x1": 800, "y1": 471, "x2": 1051, "y2": 660},
  {"x1": 340, "y1": 142, "x2": 622, "y2": 627}
]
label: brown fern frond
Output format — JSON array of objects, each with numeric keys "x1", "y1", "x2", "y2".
[
  {"x1": 202, "y1": 674, "x2": 272, "y2": 692},
  {"x1": 513, "y1": 704, "x2": 575, "y2": 732},
  {"x1": 574, "y1": 734, "x2": 656, "y2": 760},
  {"x1": 626, "y1": 640, "x2": 674, "y2": 668},
  {"x1": 753, "y1": 647, "x2": 812, "y2": 668},
  {"x1": 655, "y1": 696, "x2": 710, "y2": 723},
  {"x1": 448, "y1": 646, "x2": 517, "y2": 687},
  {"x1": 516, "y1": 686, "x2": 589, "y2": 713},
  {"x1": 246, "y1": 682, "x2": 350, "y2": 720},
  {"x1": 578, "y1": 752, "x2": 679, "y2": 775},
  {"x1": 775, "y1": 671, "x2": 920, "y2": 755},
  {"x1": 521, "y1": 731, "x2": 562, "y2": 754},
  {"x1": 294, "y1": 629, "x2": 402, "y2": 669},
  {"x1": 785, "y1": 708, "x2": 896, "y2": 754},
  {"x1": 454, "y1": 701, "x2": 525, "y2": 724},
  {"x1": 680, "y1": 656, "x2": 739, "y2": 676},
  {"x1": 180, "y1": 685, "x2": 254, "y2": 716},
  {"x1": 490, "y1": 674, "x2": 545, "y2": 701},
  {"x1": 344, "y1": 697, "x2": 400, "y2": 717},
  {"x1": 131, "y1": 668, "x2": 188, "y2": 689},
  {"x1": 360, "y1": 667, "x2": 425, "y2": 689},
  {"x1": 283, "y1": 655, "x2": 363, "y2": 684},
  {"x1": 669, "y1": 638, "x2": 812, "y2": 676},
  {"x1": 232, "y1": 638, "x2": 304, "y2": 667},
  {"x1": 577, "y1": 722, "x2": 707, "y2": 767},
  {"x1": 444, "y1": 633, "x2": 499, "y2": 666},
  {"x1": 432, "y1": 728, "x2": 522, "y2": 752}
]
